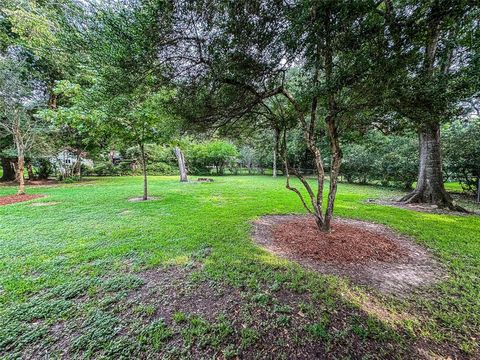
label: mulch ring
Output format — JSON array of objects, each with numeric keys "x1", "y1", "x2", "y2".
[
  {"x1": 127, "y1": 196, "x2": 160, "y2": 202},
  {"x1": 252, "y1": 215, "x2": 446, "y2": 295},
  {"x1": 0, "y1": 194, "x2": 45, "y2": 206}
]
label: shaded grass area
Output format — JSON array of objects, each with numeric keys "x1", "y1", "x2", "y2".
[{"x1": 0, "y1": 176, "x2": 479, "y2": 358}]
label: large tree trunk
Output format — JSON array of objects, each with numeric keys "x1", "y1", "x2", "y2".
[
  {"x1": 17, "y1": 155, "x2": 26, "y2": 195},
  {"x1": 400, "y1": 122, "x2": 463, "y2": 211},
  {"x1": 140, "y1": 144, "x2": 148, "y2": 200},
  {"x1": 1, "y1": 157, "x2": 16, "y2": 181},
  {"x1": 174, "y1": 147, "x2": 188, "y2": 182}
]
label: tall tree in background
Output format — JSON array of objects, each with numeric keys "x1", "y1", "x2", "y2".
[{"x1": 380, "y1": 0, "x2": 479, "y2": 209}]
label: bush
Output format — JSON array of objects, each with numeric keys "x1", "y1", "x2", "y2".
[
  {"x1": 340, "y1": 132, "x2": 418, "y2": 189},
  {"x1": 186, "y1": 140, "x2": 239, "y2": 175},
  {"x1": 443, "y1": 119, "x2": 480, "y2": 195},
  {"x1": 35, "y1": 158, "x2": 53, "y2": 179},
  {"x1": 92, "y1": 162, "x2": 119, "y2": 176}
]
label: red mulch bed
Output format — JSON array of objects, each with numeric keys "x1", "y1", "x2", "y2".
[
  {"x1": 0, "y1": 194, "x2": 44, "y2": 206},
  {"x1": 273, "y1": 218, "x2": 407, "y2": 264}
]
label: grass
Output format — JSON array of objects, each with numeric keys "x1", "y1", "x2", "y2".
[{"x1": 0, "y1": 176, "x2": 479, "y2": 358}]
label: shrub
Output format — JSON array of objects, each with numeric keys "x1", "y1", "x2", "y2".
[{"x1": 443, "y1": 119, "x2": 480, "y2": 195}]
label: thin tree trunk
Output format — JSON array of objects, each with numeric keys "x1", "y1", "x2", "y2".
[
  {"x1": 174, "y1": 146, "x2": 188, "y2": 182},
  {"x1": 477, "y1": 176, "x2": 480, "y2": 203},
  {"x1": 400, "y1": 122, "x2": 464, "y2": 211},
  {"x1": 272, "y1": 147, "x2": 277, "y2": 178},
  {"x1": 17, "y1": 155, "x2": 25, "y2": 195},
  {"x1": 1, "y1": 157, "x2": 16, "y2": 181},
  {"x1": 26, "y1": 160, "x2": 34, "y2": 180},
  {"x1": 140, "y1": 144, "x2": 148, "y2": 200},
  {"x1": 75, "y1": 149, "x2": 82, "y2": 178},
  {"x1": 323, "y1": 115, "x2": 342, "y2": 231}
]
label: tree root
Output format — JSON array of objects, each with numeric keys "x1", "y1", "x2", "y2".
[{"x1": 399, "y1": 191, "x2": 469, "y2": 213}]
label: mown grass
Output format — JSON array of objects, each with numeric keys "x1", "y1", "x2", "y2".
[{"x1": 0, "y1": 176, "x2": 479, "y2": 358}]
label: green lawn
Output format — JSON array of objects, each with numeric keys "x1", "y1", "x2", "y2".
[{"x1": 0, "y1": 176, "x2": 479, "y2": 358}]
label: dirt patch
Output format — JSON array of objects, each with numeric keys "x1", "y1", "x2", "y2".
[
  {"x1": 366, "y1": 199, "x2": 479, "y2": 216},
  {"x1": 0, "y1": 194, "x2": 45, "y2": 206},
  {"x1": 123, "y1": 266, "x2": 242, "y2": 323},
  {"x1": 27, "y1": 179, "x2": 59, "y2": 186},
  {"x1": 0, "y1": 179, "x2": 58, "y2": 187},
  {"x1": 29, "y1": 201, "x2": 60, "y2": 207},
  {"x1": 127, "y1": 196, "x2": 160, "y2": 202},
  {"x1": 252, "y1": 215, "x2": 445, "y2": 294}
]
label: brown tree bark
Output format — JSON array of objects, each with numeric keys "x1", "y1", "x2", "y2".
[
  {"x1": 17, "y1": 155, "x2": 26, "y2": 195},
  {"x1": 272, "y1": 147, "x2": 277, "y2": 178},
  {"x1": 174, "y1": 147, "x2": 188, "y2": 182},
  {"x1": 400, "y1": 122, "x2": 464, "y2": 211},
  {"x1": 140, "y1": 143, "x2": 148, "y2": 200},
  {"x1": 399, "y1": 5, "x2": 464, "y2": 211},
  {"x1": 75, "y1": 149, "x2": 82, "y2": 178},
  {"x1": 1, "y1": 157, "x2": 16, "y2": 181},
  {"x1": 26, "y1": 160, "x2": 34, "y2": 180}
]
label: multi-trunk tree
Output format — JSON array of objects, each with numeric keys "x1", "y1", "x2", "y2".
[
  {"x1": 0, "y1": 55, "x2": 46, "y2": 194},
  {"x1": 175, "y1": 0, "x2": 386, "y2": 231}
]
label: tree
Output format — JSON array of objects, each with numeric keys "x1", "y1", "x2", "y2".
[
  {"x1": 443, "y1": 118, "x2": 480, "y2": 201},
  {"x1": 175, "y1": 0, "x2": 385, "y2": 231},
  {"x1": 58, "y1": 0, "x2": 178, "y2": 199},
  {"x1": 39, "y1": 80, "x2": 106, "y2": 180},
  {"x1": 0, "y1": 136, "x2": 16, "y2": 181},
  {"x1": 0, "y1": 54, "x2": 46, "y2": 194},
  {"x1": 204, "y1": 140, "x2": 238, "y2": 175},
  {"x1": 378, "y1": 0, "x2": 480, "y2": 210}
]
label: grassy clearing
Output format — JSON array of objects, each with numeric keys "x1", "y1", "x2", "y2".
[{"x1": 0, "y1": 176, "x2": 479, "y2": 358}]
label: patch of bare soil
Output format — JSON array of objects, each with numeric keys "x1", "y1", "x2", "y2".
[
  {"x1": 27, "y1": 179, "x2": 59, "y2": 186},
  {"x1": 252, "y1": 215, "x2": 445, "y2": 294},
  {"x1": 127, "y1": 196, "x2": 160, "y2": 202},
  {"x1": 366, "y1": 199, "x2": 479, "y2": 216},
  {"x1": 29, "y1": 201, "x2": 60, "y2": 207},
  {"x1": 0, "y1": 194, "x2": 45, "y2": 206},
  {"x1": 0, "y1": 179, "x2": 58, "y2": 187},
  {"x1": 24, "y1": 263, "x2": 464, "y2": 359}
]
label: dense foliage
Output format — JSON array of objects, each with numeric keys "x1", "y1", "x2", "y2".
[
  {"x1": 0, "y1": 1, "x2": 479, "y2": 206},
  {"x1": 443, "y1": 119, "x2": 480, "y2": 194}
]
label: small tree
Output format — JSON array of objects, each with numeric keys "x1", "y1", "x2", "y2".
[
  {"x1": 204, "y1": 140, "x2": 238, "y2": 175},
  {"x1": 0, "y1": 55, "x2": 45, "y2": 194}
]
